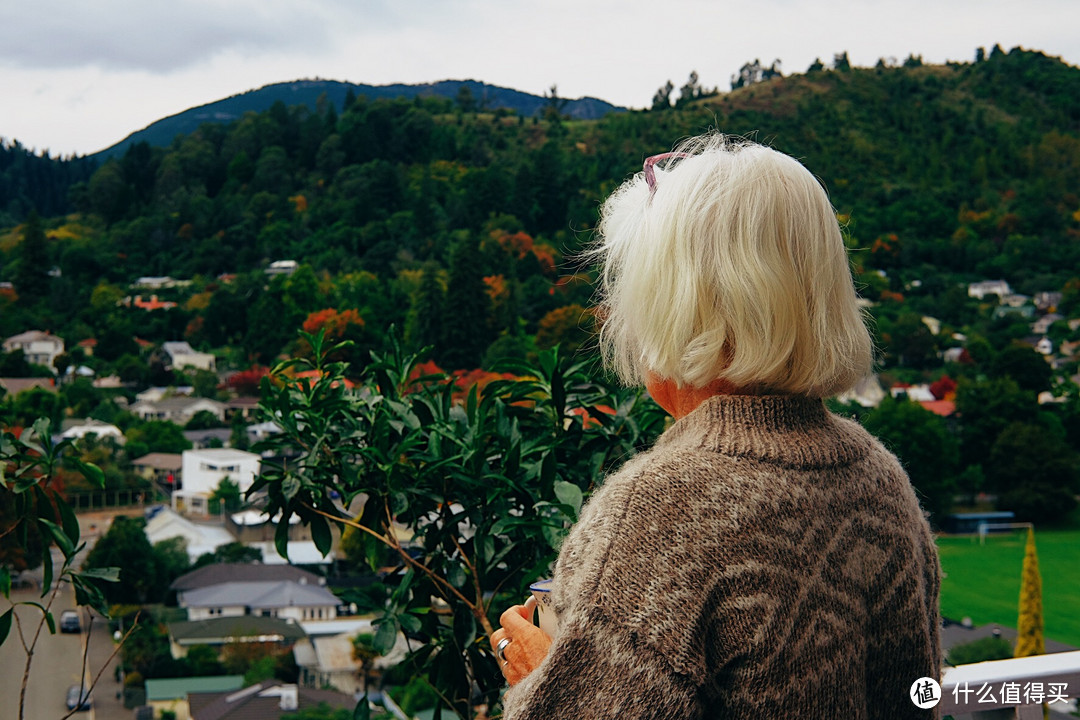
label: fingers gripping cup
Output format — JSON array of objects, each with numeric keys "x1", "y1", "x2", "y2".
[{"x1": 529, "y1": 579, "x2": 558, "y2": 639}]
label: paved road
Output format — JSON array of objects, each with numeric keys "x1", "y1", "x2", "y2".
[
  {"x1": 0, "y1": 583, "x2": 99, "y2": 720},
  {"x1": 2, "y1": 526, "x2": 127, "y2": 720}
]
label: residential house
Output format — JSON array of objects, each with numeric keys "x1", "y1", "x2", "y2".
[
  {"x1": 188, "y1": 681, "x2": 355, "y2": 720},
  {"x1": 144, "y1": 675, "x2": 245, "y2": 720},
  {"x1": 184, "y1": 427, "x2": 233, "y2": 449},
  {"x1": 265, "y1": 259, "x2": 298, "y2": 276},
  {"x1": 835, "y1": 374, "x2": 886, "y2": 408},
  {"x1": 131, "y1": 396, "x2": 226, "y2": 424},
  {"x1": 134, "y1": 276, "x2": 187, "y2": 290},
  {"x1": 163, "y1": 341, "x2": 217, "y2": 372},
  {"x1": 180, "y1": 579, "x2": 341, "y2": 622},
  {"x1": 167, "y1": 616, "x2": 306, "y2": 658},
  {"x1": 136, "y1": 385, "x2": 194, "y2": 403},
  {"x1": 294, "y1": 627, "x2": 410, "y2": 697},
  {"x1": 144, "y1": 505, "x2": 237, "y2": 562},
  {"x1": 3, "y1": 330, "x2": 64, "y2": 369},
  {"x1": 132, "y1": 453, "x2": 183, "y2": 486},
  {"x1": 171, "y1": 563, "x2": 325, "y2": 598},
  {"x1": 0, "y1": 377, "x2": 55, "y2": 396},
  {"x1": 1002, "y1": 293, "x2": 1031, "y2": 308},
  {"x1": 1033, "y1": 291, "x2": 1063, "y2": 312},
  {"x1": 58, "y1": 418, "x2": 124, "y2": 443},
  {"x1": 942, "y1": 347, "x2": 967, "y2": 364},
  {"x1": 224, "y1": 396, "x2": 260, "y2": 421},
  {"x1": 130, "y1": 294, "x2": 178, "y2": 310},
  {"x1": 890, "y1": 383, "x2": 936, "y2": 402},
  {"x1": 1032, "y1": 312, "x2": 1064, "y2": 335},
  {"x1": 967, "y1": 280, "x2": 1012, "y2": 301},
  {"x1": 175, "y1": 448, "x2": 260, "y2": 515}
]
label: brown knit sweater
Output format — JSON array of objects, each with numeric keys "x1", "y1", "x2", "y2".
[{"x1": 502, "y1": 394, "x2": 940, "y2": 719}]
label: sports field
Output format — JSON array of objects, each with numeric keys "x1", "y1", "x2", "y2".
[{"x1": 937, "y1": 528, "x2": 1080, "y2": 649}]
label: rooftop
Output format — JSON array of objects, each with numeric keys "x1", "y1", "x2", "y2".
[
  {"x1": 171, "y1": 562, "x2": 323, "y2": 591},
  {"x1": 145, "y1": 675, "x2": 245, "y2": 702},
  {"x1": 169, "y1": 616, "x2": 307, "y2": 644}
]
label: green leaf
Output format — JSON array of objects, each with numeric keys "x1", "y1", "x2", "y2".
[
  {"x1": 70, "y1": 575, "x2": 109, "y2": 616},
  {"x1": 373, "y1": 616, "x2": 398, "y2": 655},
  {"x1": 44, "y1": 609, "x2": 56, "y2": 634},
  {"x1": 553, "y1": 480, "x2": 583, "y2": 519},
  {"x1": 40, "y1": 548, "x2": 53, "y2": 599},
  {"x1": 399, "y1": 613, "x2": 422, "y2": 634},
  {"x1": 0, "y1": 566, "x2": 9, "y2": 599},
  {"x1": 479, "y1": 535, "x2": 495, "y2": 564},
  {"x1": 274, "y1": 515, "x2": 291, "y2": 560},
  {"x1": 281, "y1": 475, "x2": 302, "y2": 503},
  {"x1": 352, "y1": 694, "x2": 371, "y2": 720},
  {"x1": 70, "y1": 459, "x2": 105, "y2": 489},
  {"x1": 310, "y1": 514, "x2": 332, "y2": 557},
  {"x1": 57, "y1": 496, "x2": 81, "y2": 547},
  {"x1": 40, "y1": 519, "x2": 75, "y2": 560},
  {"x1": 453, "y1": 608, "x2": 477, "y2": 649},
  {"x1": 0, "y1": 608, "x2": 12, "y2": 646},
  {"x1": 447, "y1": 562, "x2": 467, "y2": 589},
  {"x1": 78, "y1": 567, "x2": 120, "y2": 583}
]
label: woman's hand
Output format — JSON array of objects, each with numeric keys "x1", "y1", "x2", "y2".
[{"x1": 490, "y1": 596, "x2": 553, "y2": 685}]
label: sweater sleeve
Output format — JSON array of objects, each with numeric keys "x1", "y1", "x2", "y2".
[
  {"x1": 501, "y1": 609, "x2": 702, "y2": 720},
  {"x1": 866, "y1": 521, "x2": 942, "y2": 720}
]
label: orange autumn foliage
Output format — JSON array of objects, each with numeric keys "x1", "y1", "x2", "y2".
[{"x1": 302, "y1": 308, "x2": 365, "y2": 340}]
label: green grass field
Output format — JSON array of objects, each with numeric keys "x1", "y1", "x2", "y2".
[{"x1": 937, "y1": 528, "x2": 1080, "y2": 648}]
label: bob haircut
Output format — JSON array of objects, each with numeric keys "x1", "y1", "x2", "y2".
[{"x1": 592, "y1": 134, "x2": 873, "y2": 398}]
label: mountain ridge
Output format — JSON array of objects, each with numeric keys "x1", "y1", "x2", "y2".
[{"x1": 92, "y1": 78, "x2": 625, "y2": 159}]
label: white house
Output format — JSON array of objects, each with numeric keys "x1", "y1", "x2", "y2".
[
  {"x1": 3, "y1": 330, "x2": 65, "y2": 369},
  {"x1": 58, "y1": 418, "x2": 124, "y2": 444},
  {"x1": 144, "y1": 506, "x2": 237, "y2": 561},
  {"x1": 131, "y1": 396, "x2": 226, "y2": 424},
  {"x1": 163, "y1": 341, "x2": 217, "y2": 372},
  {"x1": 968, "y1": 280, "x2": 1012, "y2": 301},
  {"x1": 176, "y1": 448, "x2": 260, "y2": 516}
]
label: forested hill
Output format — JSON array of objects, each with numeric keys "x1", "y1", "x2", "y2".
[
  {"x1": 93, "y1": 79, "x2": 625, "y2": 160},
  {"x1": 1, "y1": 47, "x2": 1079, "y2": 373}
]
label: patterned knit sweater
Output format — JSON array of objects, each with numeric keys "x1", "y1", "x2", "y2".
[{"x1": 503, "y1": 394, "x2": 941, "y2": 719}]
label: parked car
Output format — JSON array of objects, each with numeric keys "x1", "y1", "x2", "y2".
[
  {"x1": 66, "y1": 684, "x2": 92, "y2": 711},
  {"x1": 59, "y1": 610, "x2": 80, "y2": 633}
]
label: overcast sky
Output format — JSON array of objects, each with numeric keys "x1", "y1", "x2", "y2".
[{"x1": 3, "y1": 0, "x2": 1079, "y2": 157}]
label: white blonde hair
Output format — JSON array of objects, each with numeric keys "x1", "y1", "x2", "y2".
[{"x1": 592, "y1": 134, "x2": 873, "y2": 397}]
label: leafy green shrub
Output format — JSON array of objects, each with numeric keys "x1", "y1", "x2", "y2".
[
  {"x1": 254, "y1": 331, "x2": 666, "y2": 717},
  {"x1": 946, "y1": 635, "x2": 1014, "y2": 665}
]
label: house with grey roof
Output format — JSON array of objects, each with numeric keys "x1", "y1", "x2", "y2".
[
  {"x1": 163, "y1": 340, "x2": 217, "y2": 372},
  {"x1": 188, "y1": 681, "x2": 355, "y2": 720},
  {"x1": 181, "y1": 580, "x2": 340, "y2": 622},
  {"x1": 131, "y1": 396, "x2": 226, "y2": 424},
  {"x1": 167, "y1": 616, "x2": 307, "y2": 658},
  {"x1": 3, "y1": 330, "x2": 64, "y2": 368},
  {"x1": 171, "y1": 562, "x2": 324, "y2": 594}
]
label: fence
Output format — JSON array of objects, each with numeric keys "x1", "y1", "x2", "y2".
[
  {"x1": 66, "y1": 488, "x2": 167, "y2": 512},
  {"x1": 940, "y1": 651, "x2": 1080, "y2": 718}
]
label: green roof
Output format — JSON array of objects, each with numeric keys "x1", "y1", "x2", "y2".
[
  {"x1": 145, "y1": 675, "x2": 245, "y2": 701},
  {"x1": 168, "y1": 615, "x2": 307, "y2": 643}
]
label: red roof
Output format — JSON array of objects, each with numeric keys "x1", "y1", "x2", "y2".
[{"x1": 919, "y1": 400, "x2": 956, "y2": 417}]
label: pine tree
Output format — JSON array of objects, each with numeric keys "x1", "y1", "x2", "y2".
[
  {"x1": 15, "y1": 210, "x2": 50, "y2": 304},
  {"x1": 406, "y1": 262, "x2": 445, "y2": 356},
  {"x1": 1014, "y1": 526, "x2": 1045, "y2": 658},
  {"x1": 440, "y1": 235, "x2": 492, "y2": 370}
]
